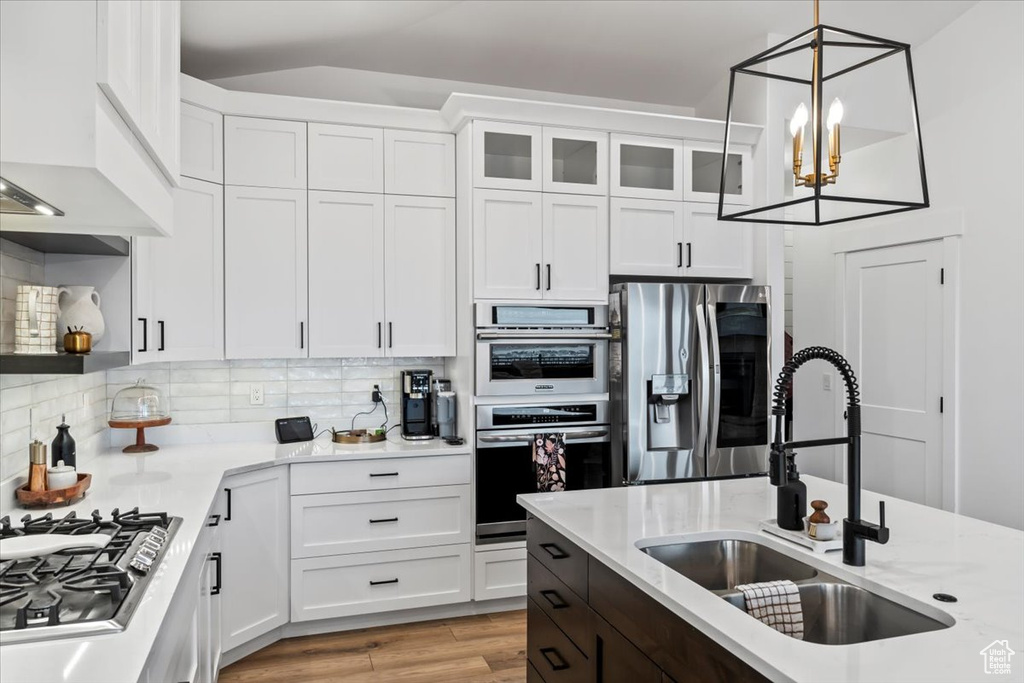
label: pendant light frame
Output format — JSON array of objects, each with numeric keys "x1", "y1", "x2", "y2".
[{"x1": 717, "y1": 22, "x2": 930, "y2": 226}]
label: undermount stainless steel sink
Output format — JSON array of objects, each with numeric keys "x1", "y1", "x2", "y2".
[{"x1": 639, "y1": 537, "x2": 954, "y2": 645}]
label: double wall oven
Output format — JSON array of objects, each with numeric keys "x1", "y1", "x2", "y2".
[{"x1": 475, "y1": 303, "x2": 614, "y2": 543}]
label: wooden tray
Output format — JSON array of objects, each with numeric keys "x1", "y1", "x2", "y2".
[
  {"x1": 16, "y1": 472, "x2": 92, "y2": 508},
  {"x1": 332, "y1": 429, "x2": 386, "y2": 444}
]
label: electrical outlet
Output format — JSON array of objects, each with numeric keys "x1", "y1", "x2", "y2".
[
  {"x1": 371, "y1": 384, "x2": 382, "y2": 403},
  {"x1": 250, "y1": 383, "x2": 264, "y2": 406},
  {"x1": 823, "y1": 373, "x2": 832, "y2": 391}
]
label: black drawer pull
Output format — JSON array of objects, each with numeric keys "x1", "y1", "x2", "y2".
[
  {"x1": 540, "y1": 589, "x2": 569, "y2": 609},
  {"x1": 370, "y1": 578, "x2": 399, "y2": 586},
  {"x1": 210, "y1": 552, "x2": 222, "y2": 595},
  {"x1": 540, "y1": 543, "x2": 570, "y2": 560},
  {"x1": 207, "y1": 514, "x2": 221, "y2": 527},
  {"x1": 369, "y1": 517, "x2": 399, "y2": 524},
  {"x1": 539, "y1": 647, "x2": 570, "y2": 671},
  {"x1": 369, "y1": 472, "x2": 399, "y2": 478}
]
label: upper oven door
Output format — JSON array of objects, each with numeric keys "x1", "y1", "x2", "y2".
[{"x1": 476, "y1": 337, "x2": 608, "y2": 397}]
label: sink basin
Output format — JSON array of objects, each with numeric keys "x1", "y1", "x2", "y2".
[
  {"x1": 639, "y1": 536, "x2": 954, "y2": 644},
  {"x1": 640, "y1": 539, "x2": 818, "y2": 590}
]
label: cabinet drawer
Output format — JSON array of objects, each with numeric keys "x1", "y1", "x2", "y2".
[
  {"x1": 528, "y1": 598, "x2": 588, "y2": 683},
  {"x1": 290, "y1": 454, "x2": 470, "y2": 494},
  {"x1": 474, "y1": 547, "x2": 527, "y2": 601},
  {"x1": 291, "y1": 545, "x2": 470, "y2": 621},
  {"x1": 291, "y1": 485, "x2": 470, "y2": 558},
  {"x1": 527, "y1": 517, "x2": 588, "y2": 601},
  {"x1": 591, "y1": 610, "x2": 662, "y2": 682},
  {"x1": 528, "y1": 554, "x2": 590, "y2": 655},
  {"x1": 528, "y1": 661, "x2": 546, "y2": 683}
]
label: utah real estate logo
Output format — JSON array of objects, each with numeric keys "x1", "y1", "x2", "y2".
[{"x1": 980, "y1": 640, "x2": 1015, "y2": 675}]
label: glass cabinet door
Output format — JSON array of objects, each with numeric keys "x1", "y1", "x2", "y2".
[
  {"x1": 473, "y1": 121, "x2": 542, "y2": 191},
  {"x1": 610, "y1": 133, "x2": 683, "y2": 201},
  {"x1": 683, "y1": 141, "x2": 753, "y2": 205},
  {"x1": 542, "y1": 127, "x2": 608, "y2": 195}
]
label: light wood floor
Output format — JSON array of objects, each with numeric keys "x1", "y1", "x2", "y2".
[{"x1": 219, "y1": 609, "x2": 527, "y2": 683}]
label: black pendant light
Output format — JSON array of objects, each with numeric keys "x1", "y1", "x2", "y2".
[{"x1": 718, "y1": 0, "x2": 929, "y2": 226}]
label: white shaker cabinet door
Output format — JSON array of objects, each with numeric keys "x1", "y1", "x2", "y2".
[
  {"x1": 225, "y1": 116, "x2": 307, "y2": 189},
  {"x1": 138, "y1": 0, "x2": 180, "y2": 183},
  {"x1": 473, "y1": 121, "x2": 542, "y2": 191},
  {"x1": 681, "y1": 202, "x2": 753, "y2": 280},
  {"x1": 542, "y1": 194, "x2": 608, "y2": 302},
  {"x1": 308, "y1": 123, "x2": 383, "y2": 193},
  {"x1": 151, "y1": 178, "x2": 224, "y2": 362},
  {"x1": 131, "y1": 236, "x2": 157, "y2": 365},
  {"x1": 384, "y1": 196, "x2": 456, "y2": 357},
  {"x1": 609, "y1": 198, "x2": 684, "y2": 277},
  {"x1": 308, "y1": 191, "x2": 386, "y2": 358},
  {"x1": 384, "y1": 129, "x2": 455, "y2": 197},
  {"x1": 542, "y1": 127, "x2": 608, "y2": 196},
  {"x1": 225, "y1": 187, "x2": 308, "y2": 359},
  {"x1": 180, "y1": 102, "x2": 223, "y2": 183},
  {"x1": 97, "y1": 0, "x2": 142, "y2": 131},
  {"x1": 473, "y1": 190, "x2": 544, "y2": 300},
  {"x1": 220, "y1": 467, "x2": 290, "y2": 653},
  {"x1": 611, "y1": 133, "x2": 684, "y2": 201}
]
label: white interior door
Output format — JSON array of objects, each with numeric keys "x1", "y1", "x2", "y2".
[{"x1": 843, "y1": 240, "x2": 945, "y2": 508}]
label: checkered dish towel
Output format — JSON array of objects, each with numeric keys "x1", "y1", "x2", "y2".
[{"x1": 735, "y1": 579, "x2": 804, "y2": 639}]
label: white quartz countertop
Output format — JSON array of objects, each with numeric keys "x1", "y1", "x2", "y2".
[
  {"x1": 518, "y1": 477, "x2": 1024, "y2": 683},
  {"x1": 0, "y1": 436, "x2": 470, "y2": 683}
]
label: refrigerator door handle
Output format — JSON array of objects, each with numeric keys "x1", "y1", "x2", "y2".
[
  {"x1": 705, "y1": 303, "x2": 722, "y2": 458},
  {"x1": 694, "y1": 301, "x2": 711, "y2": 461}
]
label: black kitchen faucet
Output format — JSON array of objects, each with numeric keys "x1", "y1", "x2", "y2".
[{"x1": 769, "y1": 346, "x2": 889, "y2": 566}]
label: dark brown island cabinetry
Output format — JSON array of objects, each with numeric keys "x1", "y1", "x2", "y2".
[{"x1": 526, "y1": 515, "x2": 768, "y2": 683}]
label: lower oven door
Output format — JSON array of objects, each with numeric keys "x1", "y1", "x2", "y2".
[
  {"x1": 475, "y1": 337, "x2": 608, "y2": 397},
  {"x1": 475, "y1": 425, "x2": 611, "y2": 543}
]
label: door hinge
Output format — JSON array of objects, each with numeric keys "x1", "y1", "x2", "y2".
[
  {"x1": 940, "y1": 396, "x2": 944, "y2": 413},
  {"x1": 940, "y1": 268, "x2": 944, "y2": 284}
]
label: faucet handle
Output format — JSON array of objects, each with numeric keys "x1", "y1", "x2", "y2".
[
  {"x1": 879, "y1": 501, "x2": 886, "y2": 528},
  {"x1": 876, "y1": 501, "x2": 890, "y2": 544}
]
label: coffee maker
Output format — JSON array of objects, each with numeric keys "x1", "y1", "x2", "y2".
[
  {"x1": 431, "y1": 378, "x2": 457, "y2": 439},
  {"x1": 401, "y1": 370, "x2": 433, "y2": 440}
]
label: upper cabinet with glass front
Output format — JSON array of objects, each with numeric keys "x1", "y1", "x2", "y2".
[
  {"x1": 683, "y1": 141, "x2": 753, "y2": 205},
  {"x1": 611, "y1": 134, "x2": 684, "y2": 201},
  {"x1": 542, "y1": 128, "x2": 608, "y2": 195},
  {"x1": 473, "y1": 121, "x2": 542, "y2": 191}
]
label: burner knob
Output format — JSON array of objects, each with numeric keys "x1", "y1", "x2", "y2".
[
  {"x1": 149, "y1": 527, "x2": 169, "y2": 540},
  {"x1": 142, "y1": 537, "x2": 162, "y2": 552},
  {"x1": 129, "y1": 559, "x2": 150, "y2": 574}
]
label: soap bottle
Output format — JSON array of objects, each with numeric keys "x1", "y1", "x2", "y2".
[
  {"x1": 29, "y1": 440, "x2": 48, "y2": 492},
  {"x1": 51, "y1": 415, "x2": 76, "y2": 469},
  {"x1": 776, "y1": 452, "x2": 807, "y2": 531}
]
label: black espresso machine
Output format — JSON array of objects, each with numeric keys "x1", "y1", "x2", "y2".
[{"x1": 401, "y1": 370, "x2": 433, "y2": 440}]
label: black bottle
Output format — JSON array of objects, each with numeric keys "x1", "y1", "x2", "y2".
[
  {"x1": 51, "y1": 415, "x2": 76, "y2": 468},
  {"x1": 777, "y1": 453, "x2": 807, "y2": 531}
]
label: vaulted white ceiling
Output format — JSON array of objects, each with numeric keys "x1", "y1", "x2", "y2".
[{"x1": 182, "y1": 0, "x2": 976, "y2": 107}]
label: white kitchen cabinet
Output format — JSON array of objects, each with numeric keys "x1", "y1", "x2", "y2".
[
  {"x1": 384, "y1": 129, "x2": 455, "y2": 197},
  {"x1": 308, "y1": 123, "x2": 383, "y2": 193},
  {"x1": 384, "y1": 195, "x2": 456, "y2": 356},
  {"x1": 221, "y1": 467, "x2": 289, "y2": 653},
  {"x1": 473, "y1": 121, "x2": 542, "y2": 191},
  {"x1": 542, "y1": 193, "x2": 608, "y2": 301},
  {"x1": 683, "y1": 140, "x2": 752, "y2": 205},
  {"x1": 97, "y1": 0, "x2": 141, "y2": 140},
  {"x1": 609, "y1": 198, "x2": 685, "y2": 277},
  {"x1": 473, "y1": 190, "x2": 544, "y2": 300},
  {"x1": 308, "y1": 191, "x2": 385, "y2": 358},
  {"x1": 473, "y1": 547, "x2": 527, "y2": 601},
  {"x1": 131, "y1": 236, "x2": 157, "y2": 365},
  {"x1": 225, "y1": 116, "x2": 307, "y2": 189},
  {"x1": 681, "y1": 202, "x2": 753, "y2": 280},
  {"x1": 611, "y1": 133, "x2": 683, "y2": 200},
  {"x1": 291, "y1": 544, "x2": 471, "y2": 622},
  {"x1": 542, "y1": 127, "x2": 608, "y2": 196},
  {"x1": 225, "y1": 186, "x2": 308, "y2": 359},
  {"x1": 181, "y1": 102, "x2": 223, "y2": 183},
  {"x1": 290, "y1": 454, "x2": 471, "y2": 495}
]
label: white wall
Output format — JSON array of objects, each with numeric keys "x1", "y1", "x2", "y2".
[{"x1": 792, "y1": 1, "x2": 1024, "y2": 529}]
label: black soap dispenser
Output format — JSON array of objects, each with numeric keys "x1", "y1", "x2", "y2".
[
  {"x1": 51, "y1": 415, "x2": 76, "y2": 469},
  {"x1": 776, "y1": 451, "x2": 807, "y2": 531}
]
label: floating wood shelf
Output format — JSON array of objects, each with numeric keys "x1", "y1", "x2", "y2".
[{"x1": 0, "y1": 351, "x2": 131, "y2": 375}]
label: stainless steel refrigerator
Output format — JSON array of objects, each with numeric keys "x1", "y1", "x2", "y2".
[{"x1": 609, "y1": 282, "x2": 772, "y2": 483}]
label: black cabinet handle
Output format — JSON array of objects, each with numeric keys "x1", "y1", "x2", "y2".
[
  {"x1": 157, "y1": 320, "x2": 165, "y2": 351},
  {"x1": 210, "y1": 552, "x2": 222, "y2": 595},
  {"x1": 539, "y1": 647, "x2": 570, "y2": 671},
  {"x1": 369, "y1": 578, "x2": 399, "y2": 586},
  {"x1": 369, "y1": 517, "x2": 399, "y2": 524},
  {"x1": 224, "y1": 488, "x2": 232, "y2": 521},
  {"x1": 546, "y1": 264, "x2": 551, "y2": 291},
  {"x1": 377, "y1": 322, "x2": 382, "y2": 349},
  {"x1": 686, "y1": 242, "x2": 692, "y2": 268},
  {"x1": 535, "y1": 263, "x2": 541, "y2": 290},
  {"x1": 137, "y1": 318, "x2": 148, "y2": 353},
  {"x1": 677, "y1": 242, "x2": 683, "y2": 268},
  {"x1": 540, "y1": 543, "x2": 569, "y2": 560},
  {"x1": 300, "y1": 322, "x2": 304, "y2": 350},
  {"x1": 369, "y1": 472, "x2": 399, "y2": 478},
  {"x1": 540, "y1": 589, "x2": 569, "y2": 609},
  {"x1": 388, "y1": 322, "x2": 393, "y2": 349},
  {"x1": 207, "y1": 514, "x2": 221, "y2": 527}
]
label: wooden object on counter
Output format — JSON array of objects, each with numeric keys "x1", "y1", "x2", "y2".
[
  {"x1": 17, "y1": 473, "x2": 92, "y2": 507},
  {"x1": 28, "y1": 440, "x2": 47, "y2": 492},
  {"x1": 108, "y1": 417, "x2": 172, "y2": 453},
  {"x1": 809, "y1": 500, "x2": 831, "y2": 524},
  {"x1": 331, "y1": 429, "x2": 386, "y2": 444}
]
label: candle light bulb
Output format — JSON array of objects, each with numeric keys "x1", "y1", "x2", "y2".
[
  {"x1": 827, "y1": 98, "x2": 844, "y2": 129},
  {"x1": 790, "y1": 102, "x2": 808, "y2": 137}
]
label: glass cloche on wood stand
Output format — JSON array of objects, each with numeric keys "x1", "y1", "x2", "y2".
[{"x1": 108, "y1": 380, "x2": 171, "y2": 453}]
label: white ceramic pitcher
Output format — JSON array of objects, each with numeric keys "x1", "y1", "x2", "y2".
[{"x1": 56, "y1": 285, "x2": 105, "y2": 349}]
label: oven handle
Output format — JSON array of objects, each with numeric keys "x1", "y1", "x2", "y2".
[
  {"x1": 476, "y1": 331, "x2": 612, "y2": 340},
  {"x1": 478, "y1": 429, "x2": 609, "y2": 444}
]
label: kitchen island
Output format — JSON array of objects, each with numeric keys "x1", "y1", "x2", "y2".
[{"x1": 518, "y1": 477, "x2": 1024, "y2": 683}]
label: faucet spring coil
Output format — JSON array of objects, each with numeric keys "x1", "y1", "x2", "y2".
[{"x1": 771, "y1": 346, "x2": 861, "y2": 417}]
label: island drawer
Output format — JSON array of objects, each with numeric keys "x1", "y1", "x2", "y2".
[
  {"x1": 290, "y1": 454, "x2": 470, "y2": 494},
  {"x1": 528, "y1": 553, "x2": 590, "y2": 655},
  {"x1": 591, "y1": 609, "x2": 662, "y2": 682},
  {"x1": 528, "y1": 598, "x2": 588, "y2": 683},
  {"x1": 527, "y1": 661, "x2": 545, "y2": 683},
  {"x1": 527, "y1": 516, "x2": 588, "y2": 601},
  {"x1": 291, "y1": 485, "x2": 471, "y2": 557}
]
